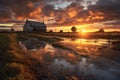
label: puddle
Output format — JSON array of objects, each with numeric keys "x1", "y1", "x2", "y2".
[
  {"x1": 48, "y1": 58, "x2": 120, "y2": 80},
  {"x1": 19, "y1": 38, "x2": 46, "y2": 50},
  {"x1": 61, "y1": 38, "x2": 112, "y2": 48},
  {"x1": 19, "y1": 38, "x2": 120, "y2": 80},
  {"x1": 59, "y1": 38, "x2": 120, "y2": 58}
]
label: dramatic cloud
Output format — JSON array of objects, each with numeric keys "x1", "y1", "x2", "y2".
[
  {"x1": 0, "y1": 0, "x2": 120, "y2": 27},
  {"x1": 88, "y1": 0, "x2": 120, "y2": 21},
  {"x1": 0, "y1": 6, "x2": 15, "y2": 20},
  {"x1": 0, "y1": 0, "x2": 40, "y2": 20}
]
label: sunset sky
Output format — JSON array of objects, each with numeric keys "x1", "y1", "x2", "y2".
[{"x1": 0, "y1": 0, "x2": 120, "y2": 32}]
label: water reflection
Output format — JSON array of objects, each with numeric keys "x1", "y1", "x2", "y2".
[
  {"x1": 65, "y1": 38, "x2": 110, "y2": 47},
  {"x1": 28, "y1": 45, "x2": 120, "y2": 80},
  {"x1": 59, "y1": 38, "x2": 120, "y2": 58},
  {"x1": 24, "y1": 38, "x2": 46, "y2": 50},
  {"x1": 49, "y1": 58, "x2": 120, "y2": 80},
  {"x1": 19, "y1": 38, "x2": 120, "y2": 80},
  {"x1": 44, "y1": 44, "x2": 55, "y2": 53}
]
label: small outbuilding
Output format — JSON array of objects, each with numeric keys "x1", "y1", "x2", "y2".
[
  {"x1": 23, "y1": 19, "x2": 46, "y2": 32},
  {"x1": 97, "y1": 28, "x2": 105, "y2": 33}
]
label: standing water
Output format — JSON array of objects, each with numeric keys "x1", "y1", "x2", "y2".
[{"x1": 20, "y1": 38, "x2": 120, "y2": 80}]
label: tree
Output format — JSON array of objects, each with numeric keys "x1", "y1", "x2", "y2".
[
  {"x1": 60, "y1": 30, "x2": 63, "y2": 33},
  {"x1": 11, "y1": 28, "x2": 14, "y2": 32},
  {"x1": 71, "y1": 26, "x2": 77, "y2": 32},
  {"x1": 49, "y1": 30, "x2": 53, "y2": 33}
]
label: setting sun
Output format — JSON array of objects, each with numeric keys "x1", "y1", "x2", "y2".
[{"x1": 81, "y1": 29, "x2": 87, "y2": 33}]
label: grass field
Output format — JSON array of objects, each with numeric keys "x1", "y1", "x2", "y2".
[
  {"x1": 0, "y1": 33, "x2": 56, "y2": 80},
  {"x1": 28, "y1": 32, "x2": 120, "y2": 39},
  {"x1": 0, "y1": 34, "x2": 34, "y2": 80},
  {"x1": 1, "y1": 31, "x2": 120, "y2": 39},
  {"x1": 0, "y1": 32, "x2": 120, "y2": 80}
]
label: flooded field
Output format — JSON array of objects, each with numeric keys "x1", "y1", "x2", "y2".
[{"x1": 20, "y1": 37, "x2": 120, "y2": 80}]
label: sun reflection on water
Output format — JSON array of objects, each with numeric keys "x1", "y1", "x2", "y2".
[{"x1": 19, "y1": 38, "x2": 120, "y2": 80}]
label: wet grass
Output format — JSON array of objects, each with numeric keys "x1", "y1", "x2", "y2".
[
  {"x1": 30, "y1": 34, "x2": 63, "y2": 43},
  {"x1": 52, "y1": 42, "x2": 72, "y2": 50},
  {"x1": 17, "y1": 33, "x2": 89, "y2": 58},
  {"x1": 17, "y1": 33, "x2": 63, "y2": 43},
  {"x1": 0, "y1": 35, "x2": 10, "y2": 64},
  {"x1": 1, "y1": 32, "x2": 120, "y2": 80},
  {"x1": 52, "y1": 42, "x2": 89, "y2": 58},
  {"x1": 35, "y1": 32, "x2": 120, "y2": 39},
  {"x1": 0, "y1": 33, "x2": 57, "y2": 80},
  {"x1": 0, "y1": 35, "x2": 10, "y2": 50},
  {"x1": 0, "y1": 34, "x2": 34, "y2": 80}
]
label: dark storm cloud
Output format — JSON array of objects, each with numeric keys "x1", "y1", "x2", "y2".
[
  {"x1": 42, "y1": 4, "x2": 55, "y2": 17},
  {"x1": 41, "y1": 2, "x2": 84, "y2": 26},
  {"x1": 40, "y1": 0, "x2": 103, "y2": 26},
  {"x1": 104, "y1": 20, "x2": 120, "y2": 25},
  {"x1": 0, "y1": 0, "x2": 40, "y2": 20},
  {"x1": 0, "y1": 6, "x2": 14, "y2": 20},
  {"x1": 0, "y1": 0, "x2": 120, "y2": 26},
  {"x1": 88, "y1": 0, "x2": 120, "y2": 20},
  {"x1": 63, "y1": 0, "x2": 120, "y2": 25}
]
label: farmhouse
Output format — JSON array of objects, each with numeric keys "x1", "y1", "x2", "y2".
[{"x1": 23, "y1": 19, "x2": 46, "y2": 32}]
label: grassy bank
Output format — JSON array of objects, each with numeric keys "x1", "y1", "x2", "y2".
[
  {"x1": 1, "y1": 33, "x2": 120, "y2": 80},
  {"x1": 1, "y1": 32, "x2": 120, "y2": 39},
  {"x1": 0, "y1": 34, "x2": 34, "y2": 80},
  {"x1": 0, "y1": 34, "x2": 56, "y2": 80},
  {"x1": 17, "y1": 33, "x2": 89, "y2": 58},
  {"x1": 38, "y1": 32, "x2": 120, "y2": 39},
  {"x1": 17, "y1": 33, "x2": 63, "y2": 43}
]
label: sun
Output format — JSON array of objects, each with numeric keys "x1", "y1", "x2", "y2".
[
  {"x1": 81, "y1": 29, "x2": 86, "y2": 33},
  {"x1": 79, "y1": 29, "x2": 89, "y2": 37}
]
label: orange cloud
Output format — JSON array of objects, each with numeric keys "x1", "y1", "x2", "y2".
[
  {"x1": 27, "y1": 2, "x2": 34, "y2": 8},
  {"x1": 68, "y1": 9, "x2": 78, "y2": 18},
  {"x1": 16, "y1": 16, "x2": 26, "y2": 20},
  {"x1": 85, "y1": 11, "x2": 104, "y2": 21},
  {"x1": 92, "y1": 16, "x2": 104, "y2": 20},
  {"x1": 29, "y1": 8, "x2": 42, "y2": 19}
]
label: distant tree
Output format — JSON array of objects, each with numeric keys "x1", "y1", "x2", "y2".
[
  {"x1": 98, "y1": 28, "x2": 104, "y2": 33},
  {"x1": 11, "y1": 28, "x2": 14, "y2": 32},
  {"x1": 60, "y1": 30, "x2": 63, "y2": 33},
  {"x1": 71, "y1": 26, "x2": 77, "y2": 33},
  {"x1": 49, "y1": 30, "x2": 53, "y2": 33},
  {"x1": 71, "y1": 38, "x2": 76, "y2": 41}
]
